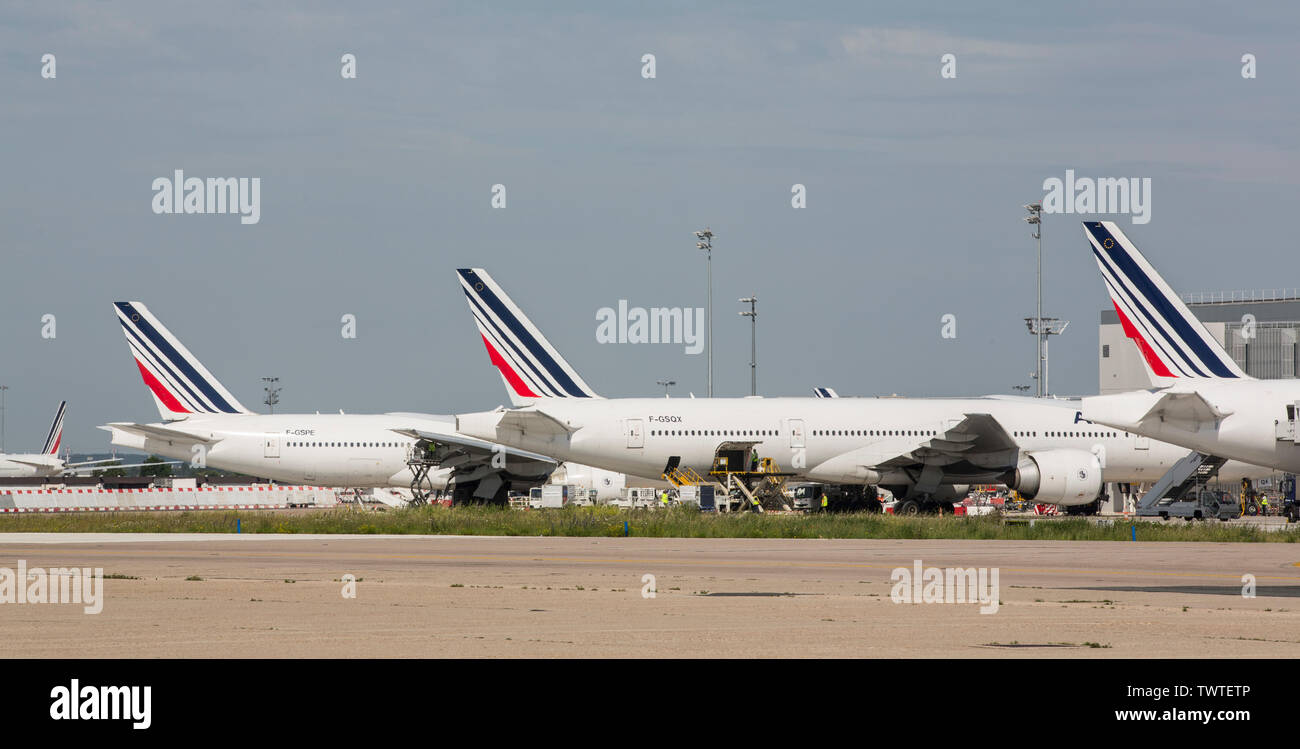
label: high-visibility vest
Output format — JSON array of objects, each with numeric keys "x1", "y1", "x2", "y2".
[{"x1": 821, "y1": 495, "x2": 828, "y2": 507}]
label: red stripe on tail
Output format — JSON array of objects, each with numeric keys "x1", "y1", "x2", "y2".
[
  {"x1": 1112, "y1": 301, "x2": 1177, "y2": 379},
  {"x1": 135, "y1": 359, "x2": 191, "y2": 413},
  {"x1": 480, "y1": 334, "x2": 540, "y2": 398}
]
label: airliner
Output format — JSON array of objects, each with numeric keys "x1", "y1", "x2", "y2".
[
  {"x1": 0, "y1": 401, "x2": 166, "y2": 478},
  {"x1": 1081, "y1": 221, "x2": 1300, "y2": 474},
  {"x1": 450, "y1": 268, "x2": 1274, "y2": 513},
  {"x1": 99, "y1": 302, "x2": 570, "y2": 502}
]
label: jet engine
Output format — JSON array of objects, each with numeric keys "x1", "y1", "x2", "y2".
[{"x1": 1004, "y1": 449, "x2": 1103, "y2": 506}]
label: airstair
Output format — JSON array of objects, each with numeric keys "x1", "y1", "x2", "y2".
[{"x1": 1136, "y1": 451, "x2": 1228, "y2": 516}]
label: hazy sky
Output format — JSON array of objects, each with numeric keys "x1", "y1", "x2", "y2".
[{"x1": 2, "y1": 2, "x2": 1299, "y2": 451}]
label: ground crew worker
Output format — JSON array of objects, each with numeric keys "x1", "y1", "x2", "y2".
[
  {"x1": 750, "y1": 496, "x2": 762, "y2": 512},
  {"x1": 660, "y1": 490, "x2": 669, "y2": 507},
  {"x1": 820, "y1": 493, "x2": 829, "y2": 513},
  {"x1": 1261, "y1": 495, "x2": 1270, "y2": 515},
  {"x1": 751, "y1": 452, "x2": 759, "y2": 472}
]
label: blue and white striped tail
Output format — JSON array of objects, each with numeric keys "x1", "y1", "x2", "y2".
[
  {"x1": 1083, "y1": 221, "x2": 1248, "y2": 381},
  {"x1": 42, "y1": 401, "x2": 66, "y2": 455},
  {"x1": 114, "y1": 302, "x2": 252, "y2": 420},
  {"x1": 456, "y1": 268, "x2": 600, "y2": 403}
]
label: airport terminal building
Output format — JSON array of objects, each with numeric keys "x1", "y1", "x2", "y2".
[{"x1": 1100, "y1": 291, "x2": 1300, "y2": 393}]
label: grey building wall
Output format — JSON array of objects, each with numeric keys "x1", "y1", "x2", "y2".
[{"x1": 1099, "y1": 299, "x2": 1300, "y2": 394}]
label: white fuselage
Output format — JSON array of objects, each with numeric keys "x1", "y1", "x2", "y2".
[
  {"x1": 1084, "y1": 380, "x2": 1300, "y2": 474},
  {"x1": 104, "y1": 413, "x2": 447, "y2": 488},
  {"x1": 0, "y1": 454, "x2": 65, "y2": 479},
  {"x1": 457, "y1": 395, "x2": 1272, "y2": 496}
]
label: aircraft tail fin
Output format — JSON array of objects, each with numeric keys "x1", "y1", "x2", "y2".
[
  {"x1": 1083, "y1": 221, "x2": 1250, "y2": 384},
  {"x1": 456, "y1": 268, "x2": 601, "y2": 405},
  {"x1": 113, "y1": 302, "x2": 254, "y2": 421},
  {"x1": 42, "y1": 401, "x2": 66, "y2": 455}
]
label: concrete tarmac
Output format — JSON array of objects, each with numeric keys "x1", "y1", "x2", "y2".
[{"x1": 2, "y1": 533, "x2": 1299, "y2": 658}]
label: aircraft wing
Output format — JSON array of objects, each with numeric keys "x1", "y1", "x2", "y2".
[
  {"x1": 391, "y1": 427, "x2": 557, "y2": 476},
  {"x1": 3, "y1": 456, "x2": 63, "y2": 471},
  {"x1": 868, "y1": 413, "x2": 1019, "y2": 470},
  {"x1": 61, "y1": 460, "x2": 184, "y2": 476},
  {"x1": 63, "y1": 457, "x2": 136, "y2": 468}
]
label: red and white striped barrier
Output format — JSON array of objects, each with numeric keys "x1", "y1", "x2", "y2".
[{"x1": 0, "y1": 485, "x2": 341, "y2": 512}]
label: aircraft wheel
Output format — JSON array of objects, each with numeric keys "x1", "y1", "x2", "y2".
[{"x1": 895, "y1": 499, "x2": 921, "y2": 516}]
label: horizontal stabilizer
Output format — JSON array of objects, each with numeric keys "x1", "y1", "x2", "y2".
[{"x1": 99, "y1": 423, "x2": 219, "y2": 446}]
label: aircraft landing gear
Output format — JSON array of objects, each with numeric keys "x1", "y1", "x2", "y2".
[{"x1": 895, "y1": 499, "x2": 922, "y2": 516}]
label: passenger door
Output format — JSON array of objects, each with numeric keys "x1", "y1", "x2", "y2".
[
  {"x1": 263, "y1": 435, "x2": 280, "y2": 459},
  {"x1": 626, "y1": 418, "x2": 644, "y2": 448},
  {"x1": 788, "y1": 419, "x2": 805, "y2": 449}
]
